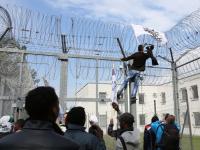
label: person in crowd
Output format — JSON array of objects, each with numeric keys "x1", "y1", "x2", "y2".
[
  {"x1": 143, "y1": 115, "x2": 159, "y2": 150},
  {"x1": 118, "y1": 44, "x2": 158, "y2": 102},
  {"x1": 64, "y1": 106, "x2": 106, "y2": 150},
  {"x1": 88, "y1": 115, "x2": 103, "y2": 138},
  {"x1": 0, "y1": 86, "x2": 79, "y2": 150},
  {"x1": 116, "y1": 113, "x2": 140, "y2": 150},
  {"x1": 163, "y1": 113, "x2": 170, "y2": 122},
  {"x1": 151, "y1": 114, "x2": 180, "y2": 150},
  {"x1": 0, "y1": 116, "x2": 14, "y2": 138},
  {"x1": 107, "y1": 102, "x2": 123, "y2": 137},
  {"x1": 13, "y1": 119, "x2": 25, "y2": 132}
]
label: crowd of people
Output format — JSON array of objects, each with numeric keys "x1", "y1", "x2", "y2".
[{"x1": 0, "y1": 86, "x2": 180, "y2": 150}]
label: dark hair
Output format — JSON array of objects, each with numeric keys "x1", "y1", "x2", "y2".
[
  {"x1": 25, "y1": 86, "x2": 59, "y2": 120},
  {"x1": 15, "y1": 119, "x2": 25, "y2": 128},
  {"x1": 67, "y1": 106, "x2": 86, "y2": 126},
  {"x1": 138, "y1": 44, "x2": 144, "y2": 51},
  {"x1": 166, "y1": 115, "x2": 175, "y2": 124},
  {"x1": 165, "y1": 113, "x2": 170, "y2": 120},
  {"x1": 151, "y1": 115, "x2": 159, "y2": 123},
  {"x1": 119, "y1": 113, "x2": 134, "y2": 127}
]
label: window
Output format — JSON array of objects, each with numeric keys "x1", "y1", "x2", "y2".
[
  {"x1": 193, "y1": 112, "x2": 200, "y2": 126},
  {"x1": 139, "y1": 114, "x2": 145, "y2": 125},
  {"x1": 99, "y1": 92, "x2": 106, "y2": 101},
  {"x1": 153, "y1": 93, "x2": 157, "y2": 98},
  {"x1": 99, "y1": 115, "x2": 107, "y2": 127},
  {"x1": 161, "y1": 92, "x2": 166, "y2": 104},
  {"x1": 191, "y1": 85, "x2": 199, "y2": 99},
  {"x1": 182, "y1": 112, "x2": 189, "y2": 127},
  {"x1": 139, "y1": 93, "x2": 144, "y2": 104},
  {"x1": 181, "y1": 88, "x2": 188, "y2": 102}
]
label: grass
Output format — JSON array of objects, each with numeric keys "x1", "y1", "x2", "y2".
[{"x1": 104, "y1": 134, "x2": 200, "y2": 150}]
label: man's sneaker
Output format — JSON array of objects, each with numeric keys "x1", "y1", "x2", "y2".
[{"x1": 130, "y1": 97, "x2": 137, "y2": 104}]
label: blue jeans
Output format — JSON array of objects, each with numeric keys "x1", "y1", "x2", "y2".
[{"x1": 117, "y1": 70, "x2": 140, "y2": 98}]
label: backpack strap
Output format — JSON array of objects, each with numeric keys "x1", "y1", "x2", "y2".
[
  {"x1": 156, "y1": 123, "x2": 165, "y2": 136},
  {"x1": 118, "y1": 136, "x2": 127, "y2": 150},
  {"x1": 155, "y1": 123, "x2": 165, "y2": 148}
]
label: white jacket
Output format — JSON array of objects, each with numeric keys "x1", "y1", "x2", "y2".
[{"x1": 116, "y1": 129, "x2": 140, "y2": 150}]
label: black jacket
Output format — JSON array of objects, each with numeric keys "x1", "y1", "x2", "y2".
[
  {"x1": 0, "y1": 120, "x2": 79, "y2": 150},
  {"x1": 64, "y1": 123, "x2": 106, "y2": 150},
  {"x1": 123, "y1": 51, "x2": 158, "y2": 71},
  {"x1": 143, "y1": 124, "x2": 156, "y2": 150}
]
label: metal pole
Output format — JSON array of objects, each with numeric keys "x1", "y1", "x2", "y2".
[
  {"x1": 171, "y1": 62, "x2": 180, "y2": 124},
  {"x1": 127, "y1": 82, "x2": 131, "y2": 113},
  {"x1": 181, "y1": 108, "x2": 188, "y2": 138},
  {"x1": 96, "y1": 58, "x2": 99, "y2": 117},
  {"x1": 0, "y1": 79, "x2": 5, "y2": 117},
  {"x1": 130, "y1": 82, "x2": 137, "y2": 128},
  {"x1": 170, "y1": 48, "x2": 180, "y2": 124},
  {"x1": 59, "y1": 58, "x2": 68, "y2": 112},
  {"x1": 154, "y1": 100, "x2": 157, "y2": 115},
  {"x1": 19, "y1": 53, "x2": 25, "y2": 97},
  {"x1": 17, "y1": 53, "x2": 25, "y2": 120},
  {"x1": 185, "y1": 90, "x2": 194, "y2": 150}
]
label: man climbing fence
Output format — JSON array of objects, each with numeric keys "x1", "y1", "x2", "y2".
[{"x1": 117, "y1": 44, "x2": 158, "y2": 103}]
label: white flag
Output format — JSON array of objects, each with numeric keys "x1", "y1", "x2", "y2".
[
  {"x1": 131, "y1": 24, "x2": 151, "y2": 38},
  {"x1": 111, "y1": 65, "x2": 117, "y2": 103},
  {"x1": 131, "y1": 24, "x2": 168, "y2": 45}
]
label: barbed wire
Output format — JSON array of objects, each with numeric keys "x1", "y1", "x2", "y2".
[{"x1": 1, "y1": 4, "x2": 200, "y2": 87}]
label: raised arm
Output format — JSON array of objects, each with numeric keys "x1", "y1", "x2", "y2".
[{"x1": 121, "y1": 53, "x2": 136, "y2": 61}]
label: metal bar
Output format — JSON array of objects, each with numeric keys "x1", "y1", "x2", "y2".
[
  {"x1": 178, "y1": 72, "x2": 200, "y2": 81},
  {"x1": 0, "y1": 48, "x2": 120, "y2": 61},
  {"x1": 0, "y1": 28, "x2": 11, "y2": 42},
  {"x1": 61, "y1": 34, "x2": 67, "y2": 53},
  {"x1": 19, "y1": 53, "x2": 25, "y2": 98},
  {"x1": 154, "y1": 100, "x2": 157, "y2": 115},
  {"x1": 96, "y1": 58, "x2": 99, "y2": 117},
  {"x1": 157, "y1": 55, "x2": 171, "y2": 63},
  {"x1": 169, "y1": 48, "x2": 174, "y2": 63},
  {"x1": 176, "y1": 56, "x2": 200, "y2": 68},
  {"x1": 185, "y1": 90, "x2": 194, "y2": 150},
  {"x1": 63, "y1": 98, "x2": 126, "y2": 102},
  {"x1": 175, "y1": 47, "x2": 199, "y2": 63},
  {"x1": 171, "y1": 63, "x2": 180, "y2": 125},
  {"x1": 117, "y1": 38, "x2": 126, "y2": 58},
  {"x1": 59, "y1": 58, "x2": 68, "y2": 111},
  {"x1": 0, "y1": 48, "x2": 186, "y2": 68},
  {"x1": 170, "y1": 47, "x2": 180, "y2": 125},
  {"x1": 146, "y1": 66, "x2": 172, "y2": 70},
  {"x1": 181, "y1": 108, "x2": 188, "y2": 138}
]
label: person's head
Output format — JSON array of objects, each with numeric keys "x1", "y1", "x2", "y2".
[
  {"x1": 66, "y1": 106, "x2": 86, "y2": 126},
  {"x1": 14, "y1": 119, "x2": 25, "y2": 132},
  {"x1": 164, "y1": 113, "x2": 170, "y2": 121},
  {"x1": 151, "y1": 115, "x2": 159, "y2": 123},
  {"x1": 166, "y1": 115, "x2": 175, "y2": 124},
  {"x1": 138, "y1": 44, "x2": 144, "y2": 52},
  {"x1": 25, "y1": 86, "x2": 59, "y2": 122},
  {"x1": 119, "y1": 113, "x2": 134, "y2": 129}
]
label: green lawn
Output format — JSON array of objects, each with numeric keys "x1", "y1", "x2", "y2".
[{"x1": 104, "y1": 134, "x2": 200, "y2": 150}]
